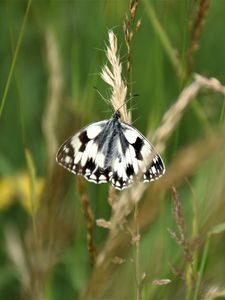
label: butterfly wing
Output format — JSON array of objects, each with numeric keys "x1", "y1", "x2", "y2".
[
  {"x1": 56, "y1": 120, "x2": 113, "y2": 184},
  {"x1": 110, "y1": 122, "x2": 165, "y2": 190},
  {"x1": 56, "y1": 117, "x2": 165, "y2": 191}
]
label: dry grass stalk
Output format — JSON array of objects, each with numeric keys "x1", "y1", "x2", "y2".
[
  {"x1": 107, "y1": 186, "x2": 118, "y2": 211},
  {"x1": 152, "y1": 279, "x2": 171, "y2": 286},
  {"x1": 203, "y1": 286, "x2": 225, "y2": 300},
  {"x1": 101, "y1": 30, "x2": 126, "y2": 235},
  {"x1": 185, "y1": 178, "x2": 199, "y2": 248},
  {"x1": 170, "y1": 187, "x2": 186, "y2": 244},
  {"x1": 5, "y1": 225, "x2": 51, "y2": 300},
  {"x1": 96, "y1": 218, "x2": 111, "y2": 229},
  {"x1": 153, "y1": 73, "x2": 225, "y2": 153},
  {"x1": 133, "y1": 203, "x2": 142, "y2": 300},
  {"x1": 77, "y1": 177, "x2": 97, "y2": 265},
  {"x1": 152, "y1": 79, "x2": 200, "y2": 153},
  {"x1": 169, "y1": 263, "x2": 185, "y2": 280},
  {"x1": 107, "y1": 79, "x2": 200, "y2": 234},
  {"x1": 5, "y1": 227, "x2": 30, "y2": 291},
  {"x1": 102, "y1": 29, "x2": 143, "y2": 299},
  {"x1": 81, "y1": 70, "x2": 225, "y2": 298},
  {"x1": 195, "y1": 73, "x2": 225, "y2": 95},
  {"x1": 97, "y1": 28, "x2": 146, "y2": 300},
  {"x1": 168, "y1": 187, "x2": 196, "y2": 286},
  {"x1": 123, "y1": 0, "x2": 141, "y2": 81},
  {"x1": 105, "y1": 73, "x2": 225, "y2": 235},
  {"x1": 111, "y1": 256, "x2": 126, "y2": 265},
  {"x1": 101, "y1": 30, "x2": 130, "y2": 123},
  {"x1": 13, "y1": 168, "x2": 76, "y2": 299},
  {"x1": 42, "y1": 28, "x2": 64, "y2": 174},
  {"x1": 82, "y1": 132, "x2": 225, "y2": 300},
  {"x1": 187, "y1": 0, "x2": 211, "y2": 75}
]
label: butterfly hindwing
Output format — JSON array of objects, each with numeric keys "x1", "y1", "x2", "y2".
[
  {"x1": 118, "y1": 122, "x2": 165, "y2": 184},
  {"x1": 109, "y1": 122, "x2": 165, "y2": 190}
]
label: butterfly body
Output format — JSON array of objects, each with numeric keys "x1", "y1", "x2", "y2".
[{"x1": 56, "y1": 111, "x2": 165, "y2": 190}]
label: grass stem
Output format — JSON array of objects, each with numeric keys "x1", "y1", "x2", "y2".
[
  {"x1": 143, "y1": 0, "x2": 185, "y2": 80},
  {"x1": 0, "y1": 0, "x2": 32, "y2": 120},
  {"x1": 25, "y1": 148, "x2": 38, "y2": 245},
  {"x1": 193, "y1": 234, "x2": 210, "y2": 300},
  {"x1": 134, "y1": 203, "x2": 141, "y2": 300}
]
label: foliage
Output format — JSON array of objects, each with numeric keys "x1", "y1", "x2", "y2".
[{"x1": 1, "y1": 0, "x2": 225, "y2": 299}]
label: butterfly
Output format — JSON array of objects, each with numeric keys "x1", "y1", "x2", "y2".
[{"x1": 56, "y1": 110, "x2": 165, "y2": 190}]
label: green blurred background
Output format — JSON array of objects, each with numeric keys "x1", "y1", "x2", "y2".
[{"x1": 1, "y1": 0, "x2": 225, "y2": 299}]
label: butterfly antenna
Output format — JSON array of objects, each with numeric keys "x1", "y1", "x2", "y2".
[
  {"x1": 127, "y1": 105, "x2": 138, "y2": 114},
  {"x1": 131, "y1": 115, "x2": 141, "y2": 126},
  {"x1": 126, "y1": 93, "x2": 139, "y2": 108},
  {"x1": 93, "y1": 87, "x2": 110, "y2": 106},
  {"x1": 116, "y1": 93, "x2": 139, "y2": 112}
]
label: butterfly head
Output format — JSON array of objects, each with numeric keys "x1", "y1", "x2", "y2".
[{"x1": 113, "y1": 110, "x2": 121, "y2": 120}]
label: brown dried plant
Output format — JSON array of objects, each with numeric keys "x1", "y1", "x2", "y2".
[
  {"x1": 100, "y1": 30, "x2": 128, "y2": 227},
  {"x1": 44, "y1": 30, "x2": 96, "y2": 267},
  {"x1": 108, "y1": 73, "x2": 225, "y2": 234},
  {"x1": 168, "y1": 187, "x2": 197, "y2": 293},
  {"x1": 43, "y1": 29, "x2": 64, "y2": 174},
  {"x1": 101, "y1": 30, "x2": 130, "y2": 123},
  {"x1": 101, "y1": 29, "x2": 144, "y2": 299},
  {"x1": 186, "y1": 0, "x2": 211, "y2": 75},
  {"x1": 10, "y1": 28, "x2": 75, "y2": 300},
  {"x1": 77, "y1": 177, "x2": 97, "y2": 265},
  {"x1": 81, "y1": 71, "x2": 225, "y2": 299},
  {"x1": 123, "y1": 0, "x2": 141, "y2": 89},
  {"x1": 82, "y1": 133, "x2": 225, "y2": 300},
  {"x1": 203, "y1": 286, "x2": 225, "y2": 300}
]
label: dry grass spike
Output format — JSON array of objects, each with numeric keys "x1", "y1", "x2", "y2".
[
  {"x1": 186, "y1": 0, "x2": 211, "y2": 75},
  {"x1": 77, "y1": 177, "x2": 97, "y2": 265},
  {"x1": 101, "y1": 31, "x2": 130, "y2": 123},
  {"x1": 123, "y1": 0, "x2": 141, "y2": 85}
]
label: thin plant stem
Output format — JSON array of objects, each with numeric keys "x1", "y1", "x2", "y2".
[
  {"x1": 123, "y1": 3, "x2": 142, "y2": 298},
  {"x1": 25, "y1": 148, "x2": 38, "y2": 245},
  {"x1": 77, "y1": 177, "x2": 96, "y2": 265},
  {"x1": 186, "y1": 0, "x2": 210, "y2": 75},
  {"x1": 143, "y1": 0, "x2": 185, "y2": 80},
  {"x1": 134, "y1": 203, "x2": 141, "y2": 300},
  {"x1": 7, "y1": 4, "x2": 27, "y2": 148},
  {"x1": 0, "y1": 0, "x2": 32, "y2": 120},
  {"x1": 193, "y1": 234, "x2": 211, "y2": 300}
]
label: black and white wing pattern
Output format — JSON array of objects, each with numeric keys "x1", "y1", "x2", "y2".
[
  {"x1": 56, "y1": 111, "x2": 165, "y2": 190},
  {"x1": 56, "y1": 120, "x2": 113, "y2": 184},
  {"x1": 117, "y1": 122, "x2": 165, "y2": 187}
]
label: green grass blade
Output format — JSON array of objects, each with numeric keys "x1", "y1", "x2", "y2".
[{"x1": 0, "y1": 0, "x2": 32, "y2": 120}]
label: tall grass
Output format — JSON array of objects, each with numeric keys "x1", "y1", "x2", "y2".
[{"x1": 0, "y1": 1, "x2": 225, "y2": 299}]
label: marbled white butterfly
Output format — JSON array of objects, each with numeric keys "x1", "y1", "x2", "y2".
[{"x1": 56, "y1": 111, "x2": 165, "y2": 190}]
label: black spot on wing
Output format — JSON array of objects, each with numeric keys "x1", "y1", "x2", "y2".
[
  {"x1": 85, "y1": 166, "x2": 112, "y2": 183},
  {"x1": 94, "y1": 168, "x2": 103, "y2": 181},
  {"x1": 84, "y1": 159, "x2": 96, "y2": 173},
  {"x1": 126, "y1": 164, "x2": 134, "y2": 177},
  {"x1": 132, "y1": 137, "x2": 144, "y2": 160},
  {"x1": 78, "y1": 130, "x2": 90, "y2": 152},
  {"x1": 111, "y1": 172, "x2": 129, "y2": 190},
  {"x1": 112, "y1": 172, "x2": 118, "y2": 183}
]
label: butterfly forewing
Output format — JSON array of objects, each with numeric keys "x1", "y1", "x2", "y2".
[
  {"x1": 56, "y1": 112, "x2": 165, "y2": 190},
  {"x1": 56, "y1": 120, "x2": 109, "y2": 179}
]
